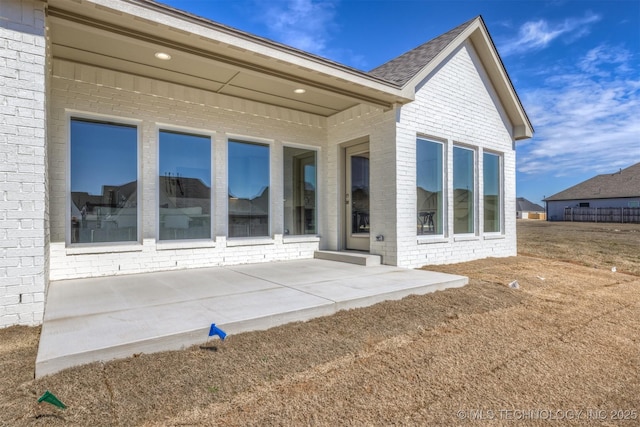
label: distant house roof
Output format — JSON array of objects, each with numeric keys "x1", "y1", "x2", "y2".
[
  {"x1": 369, "y1": 17, "x2": 476, "y2": 86},
  {"x1": 544, "y1": 162, "x2": 640, "y2": 202},
  {"x1": 516, "y1": 197, "x2": 544, "y2": 212}
]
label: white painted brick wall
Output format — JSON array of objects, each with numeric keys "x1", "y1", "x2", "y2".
[
  {"x1": 395, "y1": 41, "x2": 517, "y2": 268},
  {"x1": 1, "y1": 10, "x2": 522, "y2": 325},
  {"x1": 48, "y1": 59, "x2": 327, "y2": 280},
  {"x1": 326, "y1": 105, "x2": 398, "y2": 264},
  {"x1": 0, "y1": 0, "x2": 47, "y2": 327}
]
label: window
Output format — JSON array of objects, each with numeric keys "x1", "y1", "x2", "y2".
[
  {"x1": 228, "y1": 140, "x2": 270, "y2": 237},
  {"x1": 416, "y1": 138, "x2": 443, "y2": 235},
  {"x1": 453, "y1": 146, "x2": 474, "y2": 234},
  {"x1": 283, "y1": 147, "x2": 317, "y2": 235},
  {"x1": 579, "y1": 202, "x2": 590, "y2": 208},
  {"x1": 159, "y1": 130, "x2": 211, "y2": 240},
  {"x1": 70, "y1": 118, "x2": 137, "y2": 244},
  {"x1": 483, "y1": 152, "x2": 501, "y2": 233}
]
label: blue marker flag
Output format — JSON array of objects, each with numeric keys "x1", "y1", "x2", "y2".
[{"x1": 209, "y1": 323, "x2": 227, "y2": 340}]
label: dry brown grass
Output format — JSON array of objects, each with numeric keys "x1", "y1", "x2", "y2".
[
  {"x1": 1, "y1": 220, "x2": 639, "y2": 425},
  {"x1": 516, "y1": 220, "x2": 640, "y2": 276}
]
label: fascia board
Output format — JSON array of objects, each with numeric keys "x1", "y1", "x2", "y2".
[
  {"x1": 398, "y1": 19, "x2": 482, "y2": 99},
  {"x1": 399, "y1": 17, "x2": 534, "y2": 140},
  {"x1": 469, "y1": 25, "x2": 534, "y2": 140}
]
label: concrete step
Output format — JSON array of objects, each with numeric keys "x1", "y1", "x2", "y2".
[{"x1": 314, "y1": 250, "x2": 381, "y2": 266}]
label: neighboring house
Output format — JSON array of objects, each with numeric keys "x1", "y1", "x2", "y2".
[
  {"x1": 0, "y1": 0, "x2": 533, "y2": 328},
  {"x1": 516, "y1": 197, "x2": 545, "y2": 220},
  {"x1": 545, "y1": 163, "x2": 640, "y2": 222}
]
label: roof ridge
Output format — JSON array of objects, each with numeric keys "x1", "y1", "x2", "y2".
[
  {"x1": 368, "y1": 16, "x2": 479, "y2": 86},
  {"x1": 544, "y1": 162, "x2": 640, "y2": 201}
]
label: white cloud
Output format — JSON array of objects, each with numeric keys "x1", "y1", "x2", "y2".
[
  {"x1": 579, "y1": 45, "x2": 632, "y2": 75},
  {"x1": 501, "y1": 12, "x2": 601, "y2": 56},
  {"x1": 518, "y1": 45, "x2": 640, "y2": 177},
  {"x1": 260, "y1": 0, "x2": 338, "y2": 55}
]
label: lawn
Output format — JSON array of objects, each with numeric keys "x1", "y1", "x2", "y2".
[{"x1": 1, "y1": 220, "x2": 639, "y2": 425}]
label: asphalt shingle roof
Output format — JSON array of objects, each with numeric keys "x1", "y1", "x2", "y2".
[
  {"x1": 544, "y1": 162, "x2": 640, "y2": 201},
  {"x1": 516, "y1": 197, "x2": 544, "y2": 212},
  {"x1": 368, "y1": 17, "x2": 478, "y2": 86}
]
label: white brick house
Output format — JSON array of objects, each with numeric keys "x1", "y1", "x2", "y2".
[{"x1": 0, "y1": 0, "x2": 533, "y2": 328}]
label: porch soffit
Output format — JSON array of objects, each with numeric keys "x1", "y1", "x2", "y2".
[{"x1": 47, "y1": 1, "x2": 411, "y2": 117}]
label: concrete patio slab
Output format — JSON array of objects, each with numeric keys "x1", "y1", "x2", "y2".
[{"x1": 36, "y1": 259, "x2": 467, "y2": 378}]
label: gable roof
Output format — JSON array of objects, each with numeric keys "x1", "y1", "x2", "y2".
[
  {"x1": 545, "y1": 163, "x2": 640, "y2": 201},
  {"x1": 370, "y1": 16, "x2": 533, "y2": 140},
  {"x1": 369, "y1": 18, "x2": 476, "y2": 86},
  {"x1": 516, "y1": 197, "x2": 544, "y2": 212}
]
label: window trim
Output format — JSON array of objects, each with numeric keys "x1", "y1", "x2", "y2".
[
  {"x1": 452, "y1": 144, "x2": 476, "y2": 236},
  {"x1": 156, "y1": 124, "x2": 215, "y2": 243},
  {"x1": 482, "y1": 150, "x2": 503, "y2": 235},
  {"x1": 226, "y1": 136, "x2": 273, "y2": 239},
  {"x1": 416, "y1": 137, "x2": 446, "y2": 239},
  {"x1": 282, "y1": 143, "x2": 320, "y2": 237},
  {"x1": 66, "y1": 111, "x2": 142, "y2": 247}
]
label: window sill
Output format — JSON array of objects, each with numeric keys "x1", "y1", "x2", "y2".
[
  {"x1": 453, "y1": 235, "x2": 480, "y2": 242},
  {"x1": 417, "y1": 236, "x2": 448, "y2": 245},
  {"x1": 66, "y1": 242, "x2": 143, "y2": 255},
  {"x1": 156, "y1": 240, "x2": 216, "y2": 251},
  {"x1": 283, "y1": 235, "x2": 321, "y2": 244},
  {"x1": 226, "y1": 237, "x2": 275, "y2": 247},
  {"x1": 483, "y1": 234, "x2": 505, "y2": 240}
]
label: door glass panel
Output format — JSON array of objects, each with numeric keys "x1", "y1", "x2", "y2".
[
  {"x1": 283, "y1": 147, "x2": 317, "y2": 235},
  {"x1": 351, "y1": 154, "x2": 369, "y2": 234}
]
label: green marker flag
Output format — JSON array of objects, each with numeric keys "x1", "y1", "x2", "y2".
[{"x1": 38, "y1": 390, "x2": 66, "y2": 409}]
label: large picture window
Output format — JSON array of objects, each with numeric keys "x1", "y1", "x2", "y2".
[
  {"x1": 70, "y1": 118, "x2": 137, "y2": 244},
  {"x1": 283, "y1": 147, "x2": 317, "y2": 235},
  {"x1": 483, "y1": 152, "x2": 501, "y2": 233},
  {"x1": 228, "y1": 140, "x2": 270, "y2": 237},
  {"x1": 453, "y1": 146, "x2": 474, "y2": 234},
  {"x1": 159, "y1": 130, "x2": 211, "y2": 240},
  {"x1": 416, "y1": 138, "x2": 443, "y2": 235}
]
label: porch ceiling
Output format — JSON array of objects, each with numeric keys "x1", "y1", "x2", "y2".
[{"x1": 47, "y1": 1, "x2": 410, "y2": 117}]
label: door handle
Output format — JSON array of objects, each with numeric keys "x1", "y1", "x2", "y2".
[{"x1": 345, "y1": 193, "x2": 350, "y2": 205}]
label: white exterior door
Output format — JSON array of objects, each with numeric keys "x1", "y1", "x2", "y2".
[{"x1": 345, "y1": 143, "x2": 370, "y2": 251}]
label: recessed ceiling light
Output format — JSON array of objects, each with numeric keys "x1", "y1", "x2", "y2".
[
  {"x1": 154, "y1": 52, "x2": 172, "y2": 60},
  {"x1": 293, "y1": 88, "x2": 306, "y2": 94}
]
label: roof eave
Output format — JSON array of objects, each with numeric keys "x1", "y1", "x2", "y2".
[
  {"x1": 73, "y1": 0, "x2": 412, "y2": 109},
  {"x1": 399, "y1": 17, "x2": 534, "y2": 141}
]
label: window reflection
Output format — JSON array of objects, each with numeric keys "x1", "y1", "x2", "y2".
[
  {"x1": 70, "y1": 119, "x2": 137, "y2": 244},
  {"x1": 283, "y1": 147, "x2": 317, "y2": 235},
  {"x1": 159, "y1": 131, "x2": 211, "y2": 240},
  {"x1": 417, "y1": 139, "x2": 443, "y2": 235},
  {"x1": 228, "y1": 141, "x2": 270, "y2": 237},
  {"x1": 483, "y1": 152, "x2": 501, "y2": 233},
  {"x1": 453, "y1": 146, "x2": 474, "y2": 234},
  {"x1": 351, "y1": 155, "x2": 369, "y2": 234}
]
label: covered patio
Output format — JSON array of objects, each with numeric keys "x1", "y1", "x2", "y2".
[{"x1": 36, "y1": 259, "x2": 466, "y2": 377}]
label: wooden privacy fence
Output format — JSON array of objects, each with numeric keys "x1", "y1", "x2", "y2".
[{"x1": 564, "y1": 207, "x2": 640, "y2": 223}]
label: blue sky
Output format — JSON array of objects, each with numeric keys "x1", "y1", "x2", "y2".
[{"x1": 160, "y1": 0, "x2": 639, "y2": 206}]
